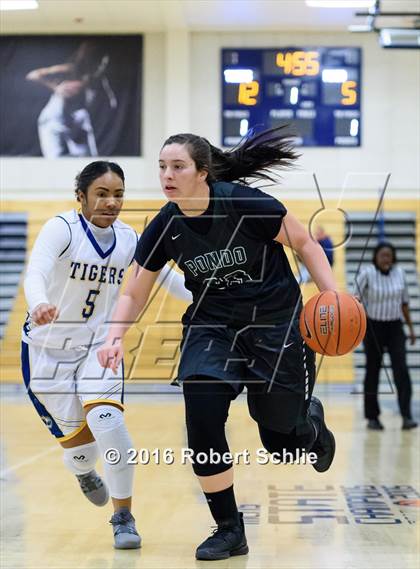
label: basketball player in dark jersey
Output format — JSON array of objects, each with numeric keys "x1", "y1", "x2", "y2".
[{"x1": 98, "y1": 127, "x2": 338, "y2": 560}]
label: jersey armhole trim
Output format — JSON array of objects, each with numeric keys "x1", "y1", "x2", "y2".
[
  {"x1": 140, "y1": 212, "x2": 170, "y2": 271},
  {"x1": 56, "y1": 215, "x2": 72, "y2": 257}
]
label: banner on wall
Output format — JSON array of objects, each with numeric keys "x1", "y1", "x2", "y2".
[{"x1": 0, "y1": 35, "x2": 142, "y2": 157}]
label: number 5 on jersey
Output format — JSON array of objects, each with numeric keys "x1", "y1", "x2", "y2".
[{"x1": 83, "y1": 289, "x2": 100, "y2": 318}]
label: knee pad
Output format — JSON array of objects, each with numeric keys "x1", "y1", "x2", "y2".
[
  {"x1": 185, "y1": 414, "x2": 232, "y2": 476},
  {"x1": 186, "y1": 419, "x2": 233, "y2": 477},
  {"x1": 86, "y1": 405, "x2": 134, "y2": 500},
  {"x1": 86, "y1": 405, "x2": 132, "y2": 472},
  {"x1": 258, "y1": 426, "x2": 290, "y2": 455},
  {"x1": 184, "y1": 382, "x2": 234, "y2": 477},
  {"x1": 259, "y1": 424, "x2": 316, "y2": 459},
  {"x1": 259, "y1": 424, "x2": 302, "y2": 454},
  {"x1": 247, "y1": 390, "x2": 298, "y2": 433},
  {"x1": 86, "y1": 404, "x2": 125, "y2": 435},
  {"x1": 63, "y1": 441, "x2": 98, "y2": 475},
  {"x1": 191, "y1": 453, "x2": 233, "y2": 477}
]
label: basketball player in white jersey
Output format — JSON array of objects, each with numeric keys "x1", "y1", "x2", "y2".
[{"x1": 21, "y1": 161, "x2": 191, "y2": 549}]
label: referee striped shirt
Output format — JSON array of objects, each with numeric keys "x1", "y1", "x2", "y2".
[{"x1": 354, "y1": 264, "x2": 410, "y2": 321}]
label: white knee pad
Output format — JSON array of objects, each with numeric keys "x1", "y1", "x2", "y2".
[
  {"x1": 63, "y1": 441, "x2": 99, "y2": 475},
  {"x1": 86, "y1": 405, "x2": 134, "y2": 500},
  {"x1": 86, "y1": 405, "x2": 125, "y2": 435}
]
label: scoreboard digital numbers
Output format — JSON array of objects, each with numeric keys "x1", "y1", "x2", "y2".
[{"x1": 222, "y1": 47, "x2": 361, "y2": 147}]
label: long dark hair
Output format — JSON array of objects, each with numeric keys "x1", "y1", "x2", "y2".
[
  {"x1": 162, "y1": 126, "x2": 299, "y2": 184},
  {"x1": 372, "y1": 241, "x2": 397, "y2": 268},
  {"x1": 75, "y1": 161, "x2": 124, "y2": 201}
]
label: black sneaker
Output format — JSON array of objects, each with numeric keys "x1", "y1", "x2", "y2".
[
  {"x1": 309, "y1": 396, "x2": 336, "y2": 473},
  {"x1": 402, "y1": 418, "x2": 418, "y2": 430},
  {"x1": 195, "y1": 512, "x2": 249, "y2": 561},
  {"x1": 367, "y1": 419, "x2": 384, "y2": 430}
]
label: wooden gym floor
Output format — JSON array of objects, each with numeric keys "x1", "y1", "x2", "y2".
[
  {"x1": 1, "y1": 198, "x2": 419, "y2": 567},
  {"x1": 1, "y1": 385, "x2": 419, "y2": 569}
]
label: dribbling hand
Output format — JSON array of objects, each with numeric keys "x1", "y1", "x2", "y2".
[
  {"x1": 97, "y1": 340, "x2": 123, "y2": 374},
  {"x1": 31, "y1": 303, "x2": 59, "y2": 325}
]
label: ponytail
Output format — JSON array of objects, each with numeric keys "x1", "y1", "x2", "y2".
[
  {"x1": 209, "y1": 126, "x2": 298, "y2": 183},
  {"x1": 162, "y1": 126, "x2": 298, "y2": 185}
]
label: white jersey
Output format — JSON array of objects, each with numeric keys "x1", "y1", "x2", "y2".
[
  {"x1": 23, "y1": 210, "x2": 137, "y2": 349},
  {"x1": 354, "y1": 264, "x2": 409, "y2": 321},
  {"x1": 21, "y1": 210, "x2": 192, "y2": 441}
]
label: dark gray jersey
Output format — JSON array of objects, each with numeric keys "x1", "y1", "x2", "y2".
[{"x1": 136, "y1": 181, "x2": 301, "y2": 326}]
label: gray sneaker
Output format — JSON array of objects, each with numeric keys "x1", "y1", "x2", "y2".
[
  {"x1": 109, "y1": 508, "x2": 141, "y2": 549},
  {"x1": 75, "y1": 470, "x2": 109, "y2": 507}
]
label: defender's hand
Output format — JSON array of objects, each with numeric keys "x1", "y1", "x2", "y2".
[
  {"x1": 31, "y1": 303, "x2": 59, "y2": 325},
  {"x1": 97, "y1": 340, "x2": 123, "y2": 374}
]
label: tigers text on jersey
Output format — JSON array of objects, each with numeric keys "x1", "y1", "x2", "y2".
[{"x1": 23, "y1": 210, "x2": 137, "y2": 349}]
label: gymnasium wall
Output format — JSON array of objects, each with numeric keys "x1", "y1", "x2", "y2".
[
  {"x1": 1, "y1": 197, "x2": 418, "y2": 385},
  {"x1": 1, "y1": 29, "x2": 418, "y2": 384},
  {"x1": 1, "y1": 31, "x2": 419, "y2": 199},
  {"x1": 191, "y1": 31, "x2": 419, "y2": 196}
]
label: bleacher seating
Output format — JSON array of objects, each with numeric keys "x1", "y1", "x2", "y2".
[{"x1": 0, "y1": 213, "x2": 27, "y2": 339}]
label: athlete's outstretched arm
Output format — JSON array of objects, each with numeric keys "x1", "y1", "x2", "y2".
[
  {"x1": 97, "y1": 263, "x2": 160, "y2": 372},
  {"x1": 274, "y1": 212, "x2": 337, "y2": 291},
  {"x1": 24, "y1": 217, "x2": 71, "y2": 324},
  {"x1": 157, "y1": 264, "x2": 192, "y2": 302},
  {"x1": 26, "y1": 63, "x2": 73, "y2": 90}
]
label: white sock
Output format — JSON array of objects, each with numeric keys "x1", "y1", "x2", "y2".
[
  {"x1": 63, "y1": 441, "x2": 99, "y2": 475},
  {"x1": 86, "y1": 405, "x2": 134, "y2": 500}
]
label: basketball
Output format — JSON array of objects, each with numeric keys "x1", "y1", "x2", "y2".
[{"x1": 299, "y1": 291, "x2": 366, "y2": 356}]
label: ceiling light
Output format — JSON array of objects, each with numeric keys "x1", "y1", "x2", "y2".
[
  {"x1": 0, "y1": 0, "x2": 39, "y2": 10},
  {"x1": 306, "y1": 1, "x2": 375, "y2": 8},
  {"x1": 380, "y1": 29, "x2": 392, "y2": 46},
  {"x1": 379, "y1": 28, "x2": 420, "y2": 49}
]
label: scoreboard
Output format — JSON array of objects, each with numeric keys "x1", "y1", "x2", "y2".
[{"x1": 222, "y1": 47, "x2": 361, "y2": 147}]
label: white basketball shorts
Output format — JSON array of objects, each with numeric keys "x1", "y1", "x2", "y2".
[{"x1": 21, "y1": 341, "x2": 124, "y2": 442}]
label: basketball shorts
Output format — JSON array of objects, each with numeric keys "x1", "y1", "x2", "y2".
[
  {"x1": 177, "y1": 316, "x2": 316, "y2": 433},
  {"x1": 21, "y1": 341, "x2": 124, "y2": 442}
]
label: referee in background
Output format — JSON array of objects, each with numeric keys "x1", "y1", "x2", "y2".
[{"x1": 355, "y1": 242, "x2": 417, "y2": 431}]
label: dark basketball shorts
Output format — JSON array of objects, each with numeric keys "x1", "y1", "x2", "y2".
[{"x1": 177, "y1": 316, "x2": 316, "y2": 433}]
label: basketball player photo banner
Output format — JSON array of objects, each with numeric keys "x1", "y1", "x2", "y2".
[{"x1": 0, "y1": 35, "x2": 142, "y2": 157}]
